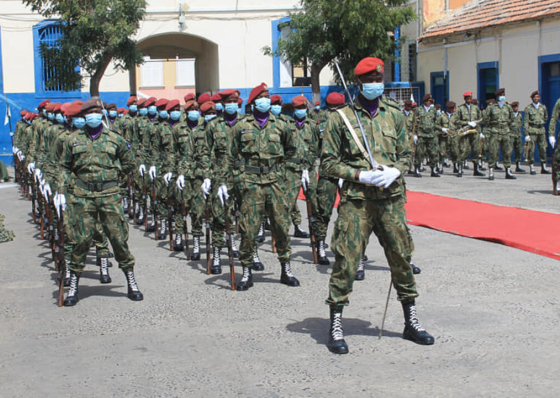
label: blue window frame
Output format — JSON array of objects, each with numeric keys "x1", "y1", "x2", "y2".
[
  {"x1": 33, "y1": 20, "x2": 81, "y2": 99},
  {"x1": 477, "y1": 62, "x2": 499, "y2": 107},
  {"x1": 539, "y1": 54, "x2": 560, "y2": 157},
  {"x1": 430, "y1": 71, "x2": 449, "y2": 107}
]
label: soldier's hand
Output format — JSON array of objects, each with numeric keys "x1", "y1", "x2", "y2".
[
  {"x1": 549, "y1": 136, "x2": 556, "y2": 148},
  {"x1": 525, "y1": 136, "x2": 531, "y2": 143},
  {"x1": 338, "y1": 178, "x2": 344, "y2": 189},
  {"x1": 27, "y1": 162, "x2": 35, "y2": 174},
  {"x1": 202, "y1": 178, "x2": 212, "y2": 198},
  {"x1": 164, "y1": 172, "x2": 173, "y2": 186},
  {"x1": 54, "y1": 193, "x2": 66, "y2": 217},
  {"x1": 480, "y1": 133, "x2": 485, "y2": 139},
  {"x1": 218, "y1": 185, "x2": 229, "y2": 207},
  {"x1": 34, "y1": 168, "x2": 42, "y2": 182},
  {"x1": 442, "y1": 128, "x2": 449, "y2": 135},
  {"x1": 358, "y1": 170, "x2": 377, "y2": 185},
  {"x1": 413, "y1": 135, "x2": 418, "y2": 145},
  {"x1": 43, "y1": 183, "x2": 52, "y2": 202},
  {"x1": 301, "y1": 169, "x2": 310, "y2": 191},
  {"x1": 176, "y1": 175, "x2": 185, "y2": 191},
  {"x1": 139, "y1": 164, "x2": 146, "y2": 176},
  {"x1": 148, "y1": 166, "x2": 157, "y2": 181},
  {"x1": 369, "y1": 166, "x2": 401, "y2": 189},
  {"x1": 468, "y1": 121, "x2": 477, "y2": 128}
]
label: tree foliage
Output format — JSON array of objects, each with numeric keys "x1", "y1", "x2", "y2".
[
  {"x1": 23, "y1": 0, "x2": 146, "y2": 96},
  {"x1": 263, "y1": 0, "x2": 416, "y2": 101}
]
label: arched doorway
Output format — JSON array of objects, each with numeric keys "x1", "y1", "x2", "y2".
[{"x1": 132, "y1": 32, "x2": 219, "y2": 99}]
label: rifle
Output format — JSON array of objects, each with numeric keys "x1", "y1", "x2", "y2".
[
  {"x1": 234, "y1": 200, "x2": 239, "y2": 234},
  {"x1": 127, "y1": 175, "x2": 134, "y2": 220},
  {"x1": 31, "y1": 176, "x2": 37, "y2": 224},
  {"x1": 271, "y1": 227, "x2": 277, "y2": 253},
  {"x1": 205, "y1": 196, "x2": 211, "y2": 275},
  {"x1": 38, "y1": 187, "x2": 45, "y2": 239},
  {"x1": 181, "y1": 190, "x2": 191, "y2": 260},
  {"x1": 142, "y1": 175, "x2": 148, "y2": 229},
  {"x1": 152, "y1": 178, "x2": 159, "y2": 239},
  {"x1": 56, "y1": 209, "x2": 65, "y2": 307},
  {"x1": 44, "y1": 197, "x2": 55, "y2": 259},
  {"x1": 225, "y1": 207, "x2": 236, "y2": 290},
  {"x1": 304, "y1": 186, "x2": 319, "y2": 264},
  {"x1": 167, "y1": 183, "x2": 174, "y2": 251},
  {"x1": 553, "y1": 145, "x2": 559, "y2": 196}
]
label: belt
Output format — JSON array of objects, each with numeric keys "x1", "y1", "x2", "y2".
[
  {"x1": 244, "y1": 163, "x2": 281, "y2": 175},
  {"x1": 529, "y1": 122, "x2": 544, "y2": 128},
  {"x1": 286, "y1": 158, "x2": 305, "y2": 164},
  {"x1": 75, "y1": 179, "x2": 119, "y2": 192}
]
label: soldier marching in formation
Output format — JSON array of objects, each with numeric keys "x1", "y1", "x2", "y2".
[{"x1": 9, "y1": 51, "x2": 560, "y2": 355}]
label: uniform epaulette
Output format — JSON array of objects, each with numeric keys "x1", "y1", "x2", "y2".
[{"x1": 383, "y1": 97, "x2": 401, "y2": 111}]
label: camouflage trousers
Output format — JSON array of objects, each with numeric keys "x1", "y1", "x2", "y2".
[
  {"x1": 459, "y1": 133, "x2": 482, "y2": 163},
  {"x1": 285, "y1": 168, "x2": 318, "y2": 229},
  {"x1": 315, "y1": 176, "x2": 338, "y2": 241},
  {"x1": 186, "y1": 178, "x2": 205, "y2": 236},
  {"x1": 69, "y1": 193, "x2": 135, "y2": 273},
  {"x1": 239, "y1": 180, "x2": 292, "y2": 268},
  {"x1": 510, "y1": 134, "x2": 523, "y2": 163},
  {"x1": 133, "y1": 171, "x2": 147, "y2": 210},
  {"x1": 326, "y1": 196, "x2": 417, "y2": 307},
  {"x1": 0, "y1": 213, "x2": 15, "y2": 243},
  {"x1": 210, "y1": 180, "x2": 239, "y2": 248},
  {"x1": 438, "y1": 135, "x2": 450, "y2": 162},
  {"x1": 553, "y1": 146, "x2": 560, "y2": 181},
  {"x1": 0, "y1": 160, "x2": 9, "y2": 181},
  {"x1": 172, "y1": 183, "x2": 188, "y2": 235},
  {"x1": 527, "y1": 133, "x2": 547, "y2": 164},
  {"x1": 414, "y1": 136, "x2": 439, "y2": 168},
  {"x1": 488, "y1": 133, "x2": 513, "y2": 168},
  {"x1": 448, "y1": 136, "x2": 460, "y2": 163}
]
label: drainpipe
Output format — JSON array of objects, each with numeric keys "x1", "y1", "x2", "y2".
[
  {"x1": 443, "y1": 38, "x2": 448, "y2": 103},
  {"x1": 395, "y1": 27, "x2": 401, "y2": 82}
]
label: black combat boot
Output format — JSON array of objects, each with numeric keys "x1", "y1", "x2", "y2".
[
  {"x1": 63, "y1": 271, "x2": 80, "y2": 307},
  {"x1": 252, "y1": 247, "x2": 264, "y2": 271},
  {"x1": 411, "y1": 263, "x2": 422, "y2": 274},
  {"x1": 437, "y1": 163, "x2": 443, "y2": 175},
  {"x1": 473, "y1": 162, "x2": 485, "y2": 176},
  {"x1": 236, "y1": 266, "x2": 253, "y2": 291},
  {"x1": 355, "y1": 256, "x2": 365, "y2": 281},
  {"x1": 327, "y1": 306, "x2": 349, "y2": 354},
  {"x1": 136, "y1": 206, "x2": 144, "y2": 225},
  {"x1": 402, "y1": 301, "x2": 434, "y2": 345},
  {"x1": 362, "y1": 254, "x2": 368, "y2": 262},
  {"x1": 478, "y1": 160, "x2": 487, "y2": 171},
  {"x1": 530, "y1": 164, "x2": 537, "y2": 175},
  {"x1": 123, "y1": 197, "x2": 129, "y2": 214},
  {"x1": 123, "y1": 269, "x2": 143, "y2": 301},
  {"x1": 457, "y1": 164, "x2": 463, "y2": 177},
  {"x1": 541, "y1": 163, "x2": 552, "y2": 174},
  {"x1": 191, "y1": 236, "x2": 201, "y2": 260},
  {"x1": 157, "y1": 219, "x2": 167, "y2": 240},
  {"x1": 317, "y1": 239, "x2": 330, "y2": 266},
  {"x1": 430, "y1": 167, "x2": 440, "y2": 177},
  {"x1": 173, "y1": 233, "x2": 184, "y2": 251},
  {"x1": 505, "y1": 168, "x2": 517, "y2": 179},
  {"x1": 407, "y1": 169, "x2": 416, "y2": 175},
  {"x1": 257, "y1": 222, "x2": 265, "y2": 243},
  {"x1": 280, "y1": 262, "x2": 300, "y2": 286},
  {"x1": 453, "y1": 163, "x2": 459, "y2": 173},
  {"x1": 463, "y1": 160, "x2": 470, "y2": 170},
  {"x1": 146, "y1": 215, "x2": 156, "y2": 232},
  {"x1": 413, "y1": 167, "x2": 422, "y2": 178},
  {"x1": 488, "y1": 168, "x2": 495, "y2": 180},
  {"x1": 63, "y1": 262, "x2": 71, "y2": 287},
  {"x1": 211, "y1": 246, "x2": 222, "y2": 274},
  {"x1": 99, "y1": 257, "x2": 112, "y2": 284},
  {"x1": 494, "y1": 162, "x2": 503, "y2": 171},
  {"x1": 294, "y1": 224, "x2": 310, "y2": 238},
  {"x1": 515, "y1": 161, "x2": 525, "y2": 173},
  {"x1": 229, "y1": 234, "x2": 240, "y2": 258}
]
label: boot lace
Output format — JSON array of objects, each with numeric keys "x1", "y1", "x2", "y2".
[
  {"x1": 282, "y1": 262, "x2": 295, "y2": 277},
  {"x1": 331, "y1": 312, "x2": 344, "y2": 341},
  {"x1": 160, "y1": 220, "x2": 167, "y2": 234},
  {"x1": 257, "y1": 223, "x2": 264, "y2": 238},
  {"x1": 126, "y1": 270, "x2": 139, "y2": 292},
  {"x1": 100, "y1": 258, "x2": 109, "y2": 275},
  {"x1": 241, "y1": 267, "x2": 251, "y2": 282},
  {"x1": 68, "y1": 273, "x2": 78, "y2": 296},
  {"x1": 407, "y1": 305, "x2": 426, "y2": 332},
  {"x1": 318, "y1": 240, "x2": 327, "y2": 257},
  {"x1": 357, "y1": 258, "x2": 365, "y2": 272},
  {"x1": 193, "y1": 236, "x2": 200, "y2": 253},
  {"x1": 230, "y1": 235, "x2": 238, "y2": 251},
  {"x1": 175, "y1": 233, "x2": 182, "y2": 245},
  {"x1": 213, "y1": 247, "x2": 221, "y2": 266},
  {"x1": 253, "y1": 250, "x2": 261, "y2": 263}
]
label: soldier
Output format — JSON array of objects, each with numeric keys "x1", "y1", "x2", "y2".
[
  {"x1": 455, "y1": 91, "x2": 485, "y2": 176},
  {"x1": 270, "y1": 94, "x2": 284, "y2": 119},
  {"x1": 524, "y1": 90, "x2": 551, "y2": 175},
  {"x1": 309, "y1": 101, "x2": 328, "y2": 124},
  {"x1": 413, "y1": 94, "x2": 440, "y2": 177},
  {"x1": 105, "y1": 103, "x2": 118, "y2": 130},
  {"x1": 55, "y1": 97, "x2": 142, "y2": 306},
  {"x1": 402, "y1": 100, "x2": 417, "y2": 176},
  {"x1": 315, "y1": 92, "x2": 346, "y2": 265},
  {"x1": 217, "y1": 82, "x2": 299, "y2": 291},
  {"x1": 484, "y1": 88, "x2": 515, "y2": 180},
  {"x1": 436, "y1": 102, "x2": 460, "y2": 175},
  {"x1": 211, "y1": 93, "x2": 224, "y2": 117},
  {"x1": 510, "y1": 102, "x2": 525, "y2": 173},
  {"x1": 548, "y1": 97, "x2": 560, "y2": 194},
  {"x1": 322, "y1": 57, "x2": 434, "y2": 354}
]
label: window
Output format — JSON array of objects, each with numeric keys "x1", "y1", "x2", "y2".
[
  {"x1": 408, "y1": 43, "x2": 417, "y2": 82},
  {"x1": 275, "y1": 19, "x2": 311, "y2": 89},
  {"x1": 176, "y1": 58, "x2": 195, "y2": 87},
  {"x1": 140, "y1": 56, "x2": 164, "y2": 88}
]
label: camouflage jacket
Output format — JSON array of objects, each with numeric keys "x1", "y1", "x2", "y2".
[
  {"x1": 120, "y1": 113, "x2": 137, "y2": 143},
  {"x1": 321, "y1": 97, "x2": 410, "y2": 200},
  {"x1": 141, "y1": 118, "x2": 174, "y2": 174},
  {"x1": 176, "y1": 119, "x2": 211, "y2": 180},
  {"x1": 206, "y1": 114, "x2": 245, "y2": 182},
  {"x1": 455, "y1": 103, "x2": 482, "y2": 129},
  {"x1": 285, "y1": 117, "x2": 319, "y2": 172},
  {"x1": 549, "y1": 98, "x2": 560, "y2": 137},
  {"x1": 58, "y1": 126, "x2": 135, "y2": 198},
  {"x1": 523, "y1": 103, "x2": 548, "y2": 135},
  {"x1": 309, "y1": 109, "x2": 329, "y2": 124},
  {"x1": 511, "y1": 112, "x2": 523, "y2": 136},
  {"x1": 402, "y1": 110, "x2": 415, "y2": 137},
  {"x1": 483, "y1": 102, "x2": 514, "y2": 135},
  {"x1": 416, "y1": 105, "x2": 438, "y2": 137},
  {"x1": 435, "y1": 112, "x2": 457, "y2": 134}
]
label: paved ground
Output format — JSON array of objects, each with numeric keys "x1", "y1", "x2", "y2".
[{"x1": 0, "y1": 164, "x2": 559, "y2": 398}]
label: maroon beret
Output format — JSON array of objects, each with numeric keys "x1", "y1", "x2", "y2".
[
  {"x1": 165, "y1": 99, "x2": 181, "y2": 112},
  {"x1": 200, "y1": 101, "x2": 216, "y2": 113},
  {"x1": 248, "y1": 83, "x2": 269, "y2": 105},
  {"x1": 354, "y1": 57, "x2": 384, "y2": 76},
  {"x1": 292, "y1": 95, "x2": 308, "y2": 107},
  {"x1": 126, "y1": 96, "x2": 137, "y2": 106},
  {"x1": 155, "y1": 98, "x2": 168, "y2": 109},
  {"x1": 218, "y1": 90, "x2": 240, "y2": 100},
  {"x1": 270, "y1": 94, "x2": 283, "y2": 105},
  {"x1": 326, "y1": 92, "x2": 345, "y2": 106},
  {"x1": 197, "y1": 93, "x2": 211, "y2": 105}
]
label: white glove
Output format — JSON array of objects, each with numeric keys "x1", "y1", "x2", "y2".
[
  {"x1": 148, "y1": 166, "x2": 157, "y2": 181},
  {"x1": 53, "y1": 193, "x2": 66, "y2": 217},
  {"x1": 17, "y1": 151, "x2": 23, "y2": 161},
  {"x1": 301, "y1": 169, "x2": 310, "y2": 191},
  {"x1": 358, "y1": 170, "x2": 378, "y2": 185},
  {"x1": 28, "y1": 162, "x2": 35, "y2": 174},
  {"x1": 442, "y1": 128, "x2": 449, "y2": 135},
  {"x1": 368, "y1": 167, "x2": 401, "y2": 189},
  {"x1": 34, "y1": 168, "x2": 42, "y2": 182},
  {"x1": 139, "y1": 164, "x2": 146, "y2": 176},
  {"x1": 549, "y1": 136, "x2": 556, "y2": 148},
  {"x1": 163, "y1": 172, "x2": 173, "y2": 186},
  {"x1": 525, "y1": 136, "x2": 531, "y2": 143},
  {"x1": 43, "y1": 183, "x2": 52, "y2": 202},
  {"x1": 12, "y1": 146, "x2": 18, "y2": 154},
  {"x1": 176, "y1": 175, "x2": 185, "y2": 191},
  {"x1": 338, "y1": 178, "x2": 344, "y2": 189},
  {"x1": 9, "y1": 132, "x2": 14, "y2": 137},
  {"x1": 468, "y1": 121, "x2": 477, "y2": 128},
  {"x1": 413, "y1": 135, "x2": 418, "y2": 145},
  {"x1": 201, "y1": 178, "x2": 212, "y2": 198},
  {"x1": 480, "y1": 133, "x2": 485, "y2": 139},
  {"x1": 218, "y1": 185, "x2": 229, "y2": 206}
]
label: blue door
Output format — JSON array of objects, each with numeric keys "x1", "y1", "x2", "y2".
[
  {"x1": 477, "y1": 62, "x2": 499, "y2": 109},
  {"x1": 430, "y1": 71, "x2": 448, "y2": 108},
  {"x1": 541, "y1": 61, "x2": 560, "y2": 160}
]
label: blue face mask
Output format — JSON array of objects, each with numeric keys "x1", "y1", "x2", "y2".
[
  {"x1": 85, "y1": 113, "x2": 103, "y2": 128},
  {"x1": 43, "y1": 109, "x2": 47, "y2": 117},
  {"x1": 170, "y1": 111, "x2": 181, "y2": 121},
  {"x1": 148, "y1": 105, "x2": 157, "y2": 115},
  {"x1": 117, "y1": 113, "x2": 124, "y2": 118},
  {"x1": 109, "y1": 110, "x2": 117, "y2": 118},
  {"x1": 204, "y1": 114, "x2": 217, "y2": 123},
  {"x1": 159, "y1": 110, "x2": 169, "y2": 119},
  {"x1": 294, "y1": 109, "x2": 307, "y2": 119},
  {"x1": 73, "y1": 117, "x2": 86, "y2": 129},
  {"x1": 360, "y1": 82, "x2": 385, "y2": 100},
  {"x1": 215, "y1": 103, "x2": 224, "y2": 112},
  {"x1": 254, "y1": 97, "x2": 271, "y2": 113},
  {"x1": 270, "y1": 105, "x2": 282, "y2": 116},
  {"x1": 498, "y1": 96, "x2": 506, "y2": 102},
  {"x1": 102, "y1": 109, "x2": 108, "y2": 116},
  {"x1": 48, "y1": 113, "x2": 54, "y2": 121},
  {"x1": 55, "y1": 114, "x2": 65, "y2": 124},
  {"x1": 188, "y1": 111, "x2": 200, "y2": 121},
  {"x1": 139, "y1": 108, "x2": 148, "y2": 116},
  {"x1": 129, "y1": 105, "x2": 138, "y2": 113},
  {"x1": 224, "y1": 103, "x2": 238, "y2": 115},
  {"x1": 437, "y1": 110, "x2": 442, "y2": 116},
  {"x1": 315, "y1": 105, "x2": 320, "y2": 111}
]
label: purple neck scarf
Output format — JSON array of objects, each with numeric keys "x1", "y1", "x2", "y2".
[
  {"x1": 87, "y1": 124, "x2": 103, "y2": 140},
  {"x1": 295, "y1": 118, "x2": 305, "y2": 129},
  {"x1": 360, "y1": 96, "x2": 379, "y2": 117},
  {"x1": 254, "y1": 110, "x2": 269, "y2": 129},
  {"x1": 225, "y1": 112, "x2": 237, "y2": 127},
  {"x1": 187, "y1": 119, "x2": 198, "y2": 130}
]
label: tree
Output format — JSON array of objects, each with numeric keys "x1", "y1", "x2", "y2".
[
  {"x1": 23, "y1": 0, "x2": 146, "y2": 97},
  {"x1": 263, "y1": 0, "x2": 416, "y2": 103}
]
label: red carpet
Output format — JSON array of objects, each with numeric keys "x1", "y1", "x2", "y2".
[{"x1": 299, "y1": 188, "x2": 560, "y2": 260}]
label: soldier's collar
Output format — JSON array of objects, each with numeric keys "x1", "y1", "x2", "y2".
[{"x1": 354, "y1": 97, "x2": 386, "y2": 111}]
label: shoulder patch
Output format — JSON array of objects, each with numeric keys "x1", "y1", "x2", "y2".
[{"x1": 126, "y1": 142, "x2": 132, "y2": 149}]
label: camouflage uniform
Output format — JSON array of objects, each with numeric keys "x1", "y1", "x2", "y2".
[
  {"x1": 0, "y1": 214, "x2": 15, "y2": 243},
  {"x1": 414, "y1": 105, "x2": 439, "y2": 169},
  {"x1": 455, "y1": 103, "x2": 482, "y2": 164},
  {"x1": 510, "y1": 111, "x2": 524, "y2": 163},
  {"x1": 484, "y1": 102, "x2": 514, "y2": 168},
  {"x1": 132, "y1": 115, "x2": 151, "y2": 216},
  {"x1": 549, "y1": 99, "x2": 560, "y2": 182},
  {"x1": 523, "y1": 103, "x2": 548, "y2": 165},
  {"x1": 322, "y1": 97, "x2": 417, "y2": 306},
  {"x1": 435, "y1": 112, "x2": 457, "y2": 163}
]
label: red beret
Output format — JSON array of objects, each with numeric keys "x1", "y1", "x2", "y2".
[
  {"x1": 354, "y1": 57, "x2": 384, "y2": 76},
  {"x1": 463, "y1": 91, "x2": 473, "y2": 97},
  {"x1": 248, "y1": 83, "x2": 269, "y2": 105},
  {"x1": 45, "y1": 102, "x2": 55, "y2": 112},
  {"x1": 292, "y1": 95, "x2": 308, "y2": 107},
  {"x1": 38, "y1": 100, "x2": 50, "y2": 110},
  {"x1": 24, "y1": 112, "x2": 32, "y2": 121},
  {"x1": 219, "y1": 90, "x2": 240, "y2": 100},
  {"x1": 144, "y1": 97, "x2": 157, "y2": 107},
  {"x1": 270, "y1": 94, "x2": 282, "y2": 105},
  {"x1": 200, "y1": 101, "x2": 216, "y2": 113},
  {"x1": 81, "y1": 97, "x2": 103, "y2": 113},
  {"x1": 27, "y1": 113, "x2": 38, "y2": 121},
  {"x1": 53, "y1": 102, "x2": 63, "y2": 113},
  {"x1": 73, "y1": 100, "x2": 84, "y2": 107},
  {"x1": 314, "y1": 101, "x2": 320, "y2": 106},
  {"x1": 123, "y1": 109, "x2": 129, "y2": 115},
  {"x1": 211, "y1": 93, "x2": 222, "y2": 102},
  {"x1": 66, "y1": 103, "x2": 83, "y2": 118},
  {"x1": 117, "y1": 107, "x2": 125, "y2": 114},
  {"x1": 165, "y1": 99, "x2": 181, "y2": 111},
  {"x1": 106, "y1": 103, "x2": 117, "y2": 111},
  {"x1": 137, "y1": 98, "x2": 147, "y2": 107},
  {"x1": 184, "y1": 93, "x2": 195, "y2": 102},
  {"x1": 238, "y1": 97, "x2": 243, "y2": 105},
  {"x1": 446, "y1": 101, "x2": 456, "y2": 108},
  {"x1": 198, "y1": 93, "x2": 211, "y2": 105},
  {"x1": 185, "y1": 99, "x2": 197, "y2": 110},
  {"x1": 20, "y1": 110, "x2": 27, "y2": 117},
  {"x1": 495, "y1": 88, "x2": 505, "y2": 97},
  {"x1": 126, "y1": 96, "x2": 137, "y2": 106},
  {"x1": 412, "y1": 102, "x2": 417, "y2": 107},
  {"x1": 155, "y1": 98, "x2": 168, "y2": 109},
  {"x1": 61, "y1": 102, "x2": 72, "y2": 115},
  {"x1": 326, "y1": 92, "x2": 345, "y2": 106}
]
